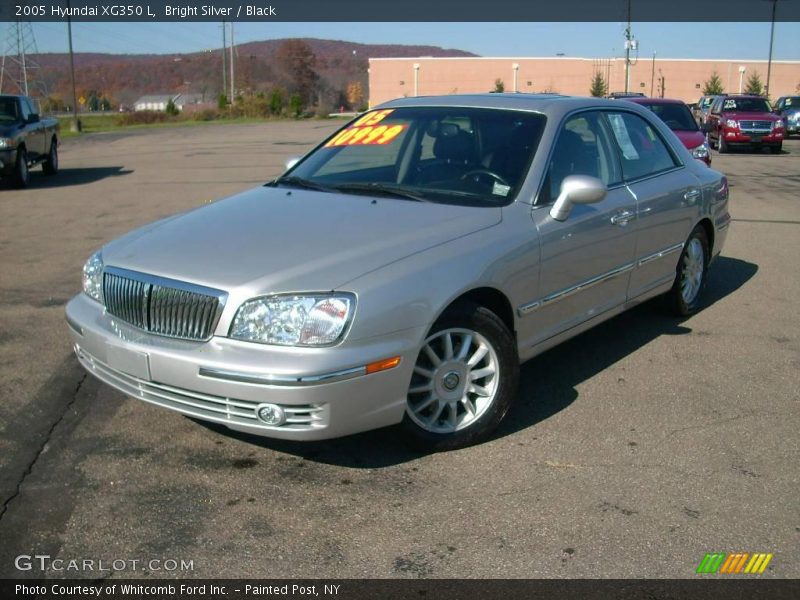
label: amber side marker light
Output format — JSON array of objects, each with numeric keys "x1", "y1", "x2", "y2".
[{"x1": 366, "y1": 356, "x2": 402, "y2": 374}]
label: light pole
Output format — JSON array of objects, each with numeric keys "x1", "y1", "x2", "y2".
[
  {"x1": 738, "y1": 66, "x2": 746, "y2": 93},
  {"x1": 413, "y1": 63, "x2": 420, "y2": 97},
  {"x1": 512, "y1": 63, "x2": 519, "y2": 93}
]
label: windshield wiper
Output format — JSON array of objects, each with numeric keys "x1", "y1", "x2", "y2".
[
  {"x1": 270, "y1": 175, "x2": 335, "y2": 193},
  {"x1": 331, "y1": 182, "x2": 430, "y2": 202}
]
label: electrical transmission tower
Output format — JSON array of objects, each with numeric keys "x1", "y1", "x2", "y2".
[{"x1": 1, "y1": 20, "x2": 48, "y2": 99}]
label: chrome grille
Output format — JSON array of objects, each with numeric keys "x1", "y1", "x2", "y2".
[
  {"x1": 739, "y1": 120, "x2": 771, "y2": 132},
  {"x1": 103, "y1": 267, "x2": 226, "y2": 341}
]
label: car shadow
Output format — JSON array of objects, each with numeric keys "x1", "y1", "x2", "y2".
[
  {"x1": 194, "y1": 256, "x2": 757, "y2": 468},
  {"x1": 1, "y1": 166, "x2": 133, "y2": 189}
]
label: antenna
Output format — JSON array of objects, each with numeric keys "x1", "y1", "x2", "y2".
[{"x1": 1, "y1": 20, "x2": 48, "y2": 100}]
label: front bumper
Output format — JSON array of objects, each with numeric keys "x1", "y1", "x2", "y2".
[
  {"x1": 66, "y1": 293, "x2": 424, "y2": 440},
  {"x1": 0, "y1": 148, "x2": 18, "y2": 175},
  {"x1": 721, "y1": 130, "x2": 783, "y2": 145}
]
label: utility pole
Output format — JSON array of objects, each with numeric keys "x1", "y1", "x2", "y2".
[
  {"x1": 624, "y1": 0, "x2": 632, "y2": 93},
  {"x1": 650, "y1": 51, "x2": 656, "y2": 96},
  {"x1": 229, "y1": 22, "x2": 235, "y2": 101},
  {"x1": 221, "y1": 21, "x2": 227, "y2": 103},
  {"x1": 67, "y1": 5, "x2": 81, "y2": 132},
  {"x1": 765, "y1": 0, "x2": 778, "y2": 98}
]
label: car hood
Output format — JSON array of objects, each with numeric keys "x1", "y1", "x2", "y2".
[
  {"x1": 673, "y1": 130, "x2": 706, "y2": 149},
  {"x1": 0, "y1": 123, "x2": 21, "y2": 137},
  {"x1": 725, "y1": 111, "x2": 780, "y2": 122},
  {"x1": 102, "y1": 186, "x2": 502, "y2": 294}
]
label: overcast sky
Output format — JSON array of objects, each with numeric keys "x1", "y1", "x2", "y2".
[{"x1": 25, "y1": 21, "x2": 800, "y2": 61}]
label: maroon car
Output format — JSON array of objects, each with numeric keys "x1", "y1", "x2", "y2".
[
  {"x1": 704, "y1": 94, "x2": 784, "y2": 154},
  {"x1": 623, "y1": 97, "x2": 711, "y2": 166}
]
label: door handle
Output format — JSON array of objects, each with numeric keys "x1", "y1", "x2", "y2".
[
  {"x1": 684, "y1": 189, "x2": 701, "y2": 203},
  {"x1": 610, "y1": 210, "x2": 635, "y2": 226}
]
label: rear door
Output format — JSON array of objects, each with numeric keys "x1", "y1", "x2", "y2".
[{"x1": 604, "y1": 110, "x2": 697, "y2": 298}]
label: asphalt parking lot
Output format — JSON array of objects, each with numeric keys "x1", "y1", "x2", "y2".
[{"x1": 0, "y1": 121, "x2": 798, "y2": 579}]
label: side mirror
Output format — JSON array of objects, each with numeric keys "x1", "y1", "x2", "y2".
[
  {"x1": 26, "y1": 114, "x2": 40, "y2": 124},
  {"x1": 701, "y1": 121, "x2": 713, "y2": 133},
  {"x1": 285, "y1": 156, "x2": 301, "y2": 171},
  {"x1": 549, "y1": 175, "x2": 607, "y2": 222}
]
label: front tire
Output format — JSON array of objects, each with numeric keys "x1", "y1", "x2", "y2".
[
  {"x1": 13, "y1": 147, "x2": 30, "y2": 188},
  {"x1": 43, "y1": 139, "x2": 58, "y2": 175},
  {"x1": 667, "y1": 226, "x2": 709, "y2": 316},
  {"x1": 770, "y1": 143, "x2": 782, "y2": 155},
  {"x1": 401, "y1": 302, "x2": 519, "y2": 451}
]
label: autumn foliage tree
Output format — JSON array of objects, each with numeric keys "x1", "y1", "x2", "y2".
[
  {"x1": 346, "y1": 81, "x2": 363, "y2": 109},
  {"x1": 276, "y1": 40, "x2": 319, "y2": 108}
]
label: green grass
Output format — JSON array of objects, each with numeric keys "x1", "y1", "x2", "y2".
[{"x1": 58, "y1": 114, "x2": 333, "y2": 138}]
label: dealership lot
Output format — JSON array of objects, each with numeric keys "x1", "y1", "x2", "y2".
[{"x1": 0, "y1": 121, "x2": 798, "y2": 578}]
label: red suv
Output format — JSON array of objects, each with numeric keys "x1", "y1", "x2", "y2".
[{"x1": 704, "y1": 95, "x2": 784, "y2": 154}]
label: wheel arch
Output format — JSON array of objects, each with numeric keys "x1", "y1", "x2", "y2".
[
  {"x1": 696, "y1": 217, "x2": 715, "y2": 256},
  {"x1": 435, "y1": 286, "x2": 516, "y2": 339}
]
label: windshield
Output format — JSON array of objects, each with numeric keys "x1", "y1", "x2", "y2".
[
  {"x1": 638, "y1": 102, "x2": 698, "y2": 131},
  {"x1": 699, "y1": 97, "x2": 716, "y2": 109},
  {"x1": 0, "y1": 98, "x2": 19, "y2": 122},
  {"x1": 721, "y1": 97, "x2": 771, "y2": 113},
  {"x1": 282, "y1": 106, "x2": 547, "y2": 206},
  {"x1": 783, "y1": 97, "x2": 800, "y2": 108}
]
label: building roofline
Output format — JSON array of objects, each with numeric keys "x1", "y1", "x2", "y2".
[{"x1": 369, "y1": 56, "x2": 800, "y2": 64}]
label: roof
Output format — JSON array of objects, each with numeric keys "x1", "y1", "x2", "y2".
[
  {"x1": 378, "y1": 93, "x2": 633, "y2": 115},
  {"x1": 623, "y1": 97, "x2": 687, "y2": 105}
]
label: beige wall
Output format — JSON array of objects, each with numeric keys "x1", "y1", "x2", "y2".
[{"x1": 369, "y1": 57, "x2": 800, "y2": 106}]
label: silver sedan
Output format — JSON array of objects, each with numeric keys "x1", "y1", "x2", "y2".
[{"x1": 66, "y1": 94, "x2": 731, "y2": 450}]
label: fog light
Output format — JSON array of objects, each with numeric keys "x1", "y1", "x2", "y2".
[{"x1": 256, "y1": 403, "x2": 285, "y2": 426}]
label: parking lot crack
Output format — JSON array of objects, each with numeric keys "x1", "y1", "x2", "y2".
[{"x1": 0, "y1": 372, "x2": 88, "y2": 524}]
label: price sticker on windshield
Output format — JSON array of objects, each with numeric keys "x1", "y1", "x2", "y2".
[{"x1": 325, "y1": 110, "x2": 406, "y2": 147}]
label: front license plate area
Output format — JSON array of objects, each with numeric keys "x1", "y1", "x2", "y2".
[
  {"x1": 750, "y1": 136, "x2": 763, "y2": 143},
  {"x1": 106, "y1": 344, "x2": 151, "y2": 381}
]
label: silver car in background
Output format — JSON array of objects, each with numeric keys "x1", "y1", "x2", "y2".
[{"x1": 66, "y1": 94, "x2": 731, "y2": 450}]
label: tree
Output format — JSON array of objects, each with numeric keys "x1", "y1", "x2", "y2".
[
  {"x1": 703, "y1": 71, "x2": 724, "y2": 95},
  {"x1": 165, "y1": 97, "x2": 179, "y2": 116},
  {"x1": 744, "y1": 71, "x2": 764, "y2": 95},
  {"x1": 217, "y1": 93, "x2": 228, "y2": 110},
  {"x1": 590, "y1": 72, "x2": 608, "y2": 97},
  {"x1": 269, "y1": 89, "x2": 285, "y2": 115},
  {"x1": 346, "y1": 81, "x2": 363, "y2": 109},
  {"x1": 276, "y1": 40, "x2": 319, "y2": 107},
  {"x1": 493, "y1": 78, "x2": 505, "y2": 93},
  {"x1": 289, "y1": 93, "x2": 303, "y2": 117}
]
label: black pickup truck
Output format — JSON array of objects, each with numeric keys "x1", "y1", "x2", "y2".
[{"x1": 0, "y1": 94, "x2": 60, "y2": 188}]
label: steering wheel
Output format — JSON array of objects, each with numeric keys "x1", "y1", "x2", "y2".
[{"x1": 460, "y1": 169, "x2": 510, "y2": 187}]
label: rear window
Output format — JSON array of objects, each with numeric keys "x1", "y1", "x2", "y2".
[{"x1": 638, "y1": 102, "x2": 698, "y2": 131}]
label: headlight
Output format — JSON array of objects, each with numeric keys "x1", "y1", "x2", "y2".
[
  {"x1": 773, "y1": 119, "x2": 784, "y2": 129},
  {"x1": 82, "y1": 251, "x2": 104, "y2": 303},
  {"x1": 692, "y1": 143, "x2": 710, "y2": 159},
  {"x1": 0, "y1": 137, "x2": 15, "y2": 149},
  {"x1": 230, "y1": 293, "x2": 355, "y2": 346},
  {"x1": 725, "y1": 119, "x2": 738, "y2": 128}
]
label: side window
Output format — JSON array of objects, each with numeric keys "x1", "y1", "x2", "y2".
[
  {"x1": 24, "y1": 98, "x2": 38, "y2": 117},
  {"x1": 606, "y1": 112, "x2": 679, "y2": 181},
  {"x1": 18, "y1": 99, "x2": 30, "y2": 121},
  {"x1": 538, "y1": 111, "x2": 621, "y2": 205},
  {"x1": 710, "y1": 99, "x2": 722, "y2": 114}
]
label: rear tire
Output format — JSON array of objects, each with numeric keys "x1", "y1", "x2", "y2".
[
  {"x1": 13, "y1": 147, "x2": 30, "y2": 188},
  {"x1": 667, "y1": 226, "x2": 709, "y2": 317},
  {"x1": 401, "y1": 301, "x2": 519, "y2": 451},
  {"x1": 42, "y1": 139, "x2": 58, "y2": 175}
]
